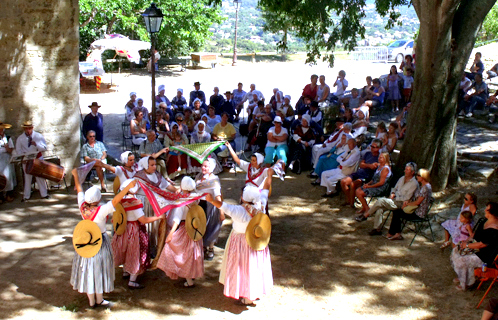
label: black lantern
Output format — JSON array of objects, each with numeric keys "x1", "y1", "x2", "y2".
[{"x1": 142, "y1": 3, "x2": 164, "y2": 34}]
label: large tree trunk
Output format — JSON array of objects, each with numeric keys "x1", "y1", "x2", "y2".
[{"x1": 398, "y1": 0, "x2": 496, "y2": 191}]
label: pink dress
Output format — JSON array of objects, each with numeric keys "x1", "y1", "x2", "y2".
[
  {"x1": 157, "y1": 205, "x2": 204, "y2": 280},
  {"x1": 453, "y1": 223, "x2": 471, "y2": 244},
  {"x1": 219, "y1": 202, "x2": 273, "y2": 301}
]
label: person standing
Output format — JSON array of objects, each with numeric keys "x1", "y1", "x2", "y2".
[
  {"x1": 0, "y1": 122, "x2": 15, "y2": 203},
  {"x1": 15, "y1": 120, "x2": 49, "y2": 201},
  {"x1": 83, "y1": 102, "x2": 104, "y2": 142},
  {"x1": 189, "y1": 81, "x2": 206, "y2": 107}
]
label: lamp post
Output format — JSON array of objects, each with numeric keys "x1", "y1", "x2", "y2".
[
  {"x1": 142, "y1": 3, "x2": 164, "y2": 132},
  {"x1": 232, "y1": 0, "x2": 241, "y2": 66}
]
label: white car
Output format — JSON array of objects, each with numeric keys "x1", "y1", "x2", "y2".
[{"x1": 388, "y1": 40, "x2": 414, "y2": 63}]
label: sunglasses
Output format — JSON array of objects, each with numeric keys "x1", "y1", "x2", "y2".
[
  {"x1": 371, "y1": 145, "x2": 379, "y2": 149},
  {"x1": 88, "y1": 135, "x2": 95, "y2": 138}
]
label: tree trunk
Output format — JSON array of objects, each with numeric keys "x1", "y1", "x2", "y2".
[{"x1": 397, "y1": 0, "x2": 496, "y2": 191}]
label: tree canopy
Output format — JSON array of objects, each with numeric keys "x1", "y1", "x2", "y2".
[{"x1": 79, "y1": 0, "x2": 223, "y2": 61}]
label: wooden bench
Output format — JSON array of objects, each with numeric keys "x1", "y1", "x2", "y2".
[{"x1": 157, "y1": 56, "x2": 191, "y2": 71}]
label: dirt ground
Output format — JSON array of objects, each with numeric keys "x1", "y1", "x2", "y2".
[{"x1": 1, "y1": 58, "x2": 498, "y2": 319}]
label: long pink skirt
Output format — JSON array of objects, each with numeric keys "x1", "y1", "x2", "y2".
[
  {"x1": 220, "y1": 231, "x2": 273, "y2": 301},
  {"x1": 111, "y1": 221, "x2": 149, "y2": 275},
  {"x1": 157, "y1": 224, "x2": 204, "y2": 280}
]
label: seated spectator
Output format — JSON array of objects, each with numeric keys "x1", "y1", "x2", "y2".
[
  {"x1": 188, "y1": 120, "x2": 220, "y2": 174},
  {"x1": 360, "y1": 76, "x2": 374, "y2": 103},
  {"x1": 132, "y1": 98, "x2": 149, "y2": 125},
  {"x1": 291, "y1": 109, "x2": 305, "y2": 132},
  {"x1": 344, "y1": 108, "x2": 354, "y2": 123},
  {"x1": 396, "y1": 103, "x2": 411, "y2": 139},
  {"x1": 481, "y1": 298, "x2": 498, "y2": 319},
  {"x1": 248, "y1": 100, "x2": 267, "y2": 134},
  {"x1": 355, "y1": 152, "x2": 391, "y2": 213},
  {"x1": 164, "y1": 122, "x2": 189, "y2": 175},
  {"x1": 206, "y1": 105, "x2": 221, "y2": 129},
  {"x1": 330, "y1": 71, "x2": 348, "y2": 103},
  {"x1": 154, "y1": 109, "x2": 170, "y2": 142},
  {"x1": 343, "y1": 88, "x2": 361, "y2": 111},
  {"x1": 316, "y1": 75, "x2": 331, "y2": 104},
  {"x1": 362, "y1": 78, "x2": 385, "y2": 109},
  {"x1": 264, "y1": 116, "x2": 289, "y2": 166},
  {"x1": 83, "y1": 102, "x2": 104, "y2": 142},
  {"x1": 306, "y1": 101, "x2": 323, "y2": 125},
  {"x1": 301, "y1": 74, "x2": 319, "y2": 102},
  {"x1": 200, "y1": 114, "x2": 212, "y2": 133},
  {"x1": 357, "y1": 162, "x2": 419, "y2": 237},
  {"x1": 440, "y1": 192, "x2": 478, "y2": 249},
  {"x1": 381, "y1": 122, "x2": 398, "y2": 153},
  {"x1": 288, "y1": 114, "x2": 317, "y2": 174},
  {"x1": 351, "y1": 110, "x2": 368, "y2": 138},
  {"x1": 312, "y1": 133, "x2": 350, "y2": 185},
  {"x1": 125, "y1": 92, "x2": 138, "y2": 122},
  {"x1": 174, "y1": 113, "x2": 188, "y2": 134},
  {"x1": 270, "y1": 88, "x2": 284, "y2": 110},
  {"x1": 130, "y1": 110, "x2": 147, "y2": 145},
  {"x1": 171, "y1": 88, "x2": 187, "y2": 114},
  {"x1": 466, "y1": 52, "x2": 484, "y2": 80},
  {"x1": 459, "y1": 73, "x2": 488, "y2": 117},
  {"x1": 310, "y1": 118, "x2": 349, "y2": 173},
  {"x1": 384, "y1": 168, "x2": 432, "y2": 241},
  {"x1": 139, "y1": 130, "x2": 169, "y2": 178},
  {"x1": 81, "y1": 130, "x2": 107, "y2": 191},
  {"x1": 319, "y1": 138, "x2": 360, "y2": 196},
  {"x1": 247, "y1": 103, "x2": 274, "y2": 152},
  {"x1": 399, "y1": 54, "x2": 415, "y2": 75},
  {"x1": 156, "y1": 84, "x2": 173, "y2": 119},
  {"x1": 219, "y1": 91, "x2": 236, "y2": 121},
  {"x1": 277, "y1": 95, "x2": 295, "y2": 121},
  {"x1": 450, "y1": 202, "x2": 498, "y2": 291},
  {"x1": 247, "y1": 93, "x2": 260, "y2": 119},
  {"x1": 192, "y1": 99, "x2": 207, "y2": 121},
  {"x1": 296, "y1": 95, "x2": 312, "y2": 115},
  {"x1": 209, "y1": 87, "x2": 225, "y2": 111},
  {"x1": 212, "y1": 112, "x2": 236, "y2": 161},
  {"x1": 232, "y1": 82, "x2": 247, "y2": 122},
  {"x1": 184, "y1": 108, "x2": 196, "y2": 133},
  {"x1": 340, "y1": 139, "x2": 382, "y2": 207},
  {"x1": 487, "y1": 63, "x2": 498, "y2": 79},
  {"x1": 459, "y1": 73, "x2": 473, "y2": 98},
  {"x1": 189, "y1": 81, "x2": 206, "y2": 106}
]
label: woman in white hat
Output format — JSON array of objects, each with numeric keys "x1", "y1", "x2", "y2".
[
  {"x1": 99, "y1": 151, "x2": 138, "y2": 188},
  {"x1": 70, "y1": 168, "x2": 137, "y2": 308},
  {"x1": 125, "y1": 92, "x2": 138, "y2": 122},
  {"x1": 187, "y1": 121, "x2": 221, "y2": 175},
  {"x1": 0, "y1": 122, "x2": 15, "y2": 203},
  {"x1": 112, "y1": 179, "x2": 166, "y2": 289},
  {"x1": 264, "y1": 116, "x2": 289, "y2": 166},
  {"x1": 157, "y1": 176, "x2": 204, "y2": 287},
  {"x1": 288, "y1": 114, "x2": 317, "y2": 174},
  {"x1": 171, "y1": 88, "x2": 187, "y2": 113},
  {"x1": 276, "y1": 95, "x2": 295, "y2": 121},
  {"x1": 205, "y1": 180, "x2": 273, "y2": 306}
]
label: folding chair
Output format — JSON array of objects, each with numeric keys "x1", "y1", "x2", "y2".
[
  {"x1": 121, "y1": 121, "x2": 132, "y2": 151},
  {"x1": 474, "y1": 254, "x2": 498, "y2": 308},
  {"x1": 400, "y1": 197, "x2": 436, "y2": 246}
]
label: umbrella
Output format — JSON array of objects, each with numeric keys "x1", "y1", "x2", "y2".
[{"x1": 89, "y1": 34, "x2": 151, "y2": 64}]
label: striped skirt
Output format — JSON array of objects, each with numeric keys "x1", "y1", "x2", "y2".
[
  {"x1": 219, "y1": 231, "x2": 273, "y2": 301},
  {"x1": 111, "y1": 221, "x2": 149, "y2": 276},
  {"x1": 70, "y1": 232, "x2": 115, "y2": 294},
  {"x1": 157, "y1": 223, "x2": 204, "y2": 280},
  {"x1": 136, "y1": 194, "x2": 160, "y2": 257}
]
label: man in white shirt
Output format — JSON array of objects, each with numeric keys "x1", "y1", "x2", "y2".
[
  {"x1": 15, "y1": 120, "x2": 49, "y2": 201},
  {"x1": 239, "y1": 84, "x2": 264, "y2": 118}
]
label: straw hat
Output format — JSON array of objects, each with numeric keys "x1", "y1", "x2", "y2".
[
  {"x1": 21, "y1": 120, "x2": 33, "y2": 128},
  {"x1": 112, "y1": 203, "x2": 127, "y2": 236},
  {"x1": 186, "y1": 204, "x2": 206, "y2": 241},
  {"x1": 88, "y1": 102, "x2": 101, "y2": 108},
  {"x1": 113, "y1": 176, "x2": 121, "y2": 195},
  {"x1": 245, "y1": 212, "x2": 271, "y2": 251},
  {"x1": 0, "y1": 122, "x2": 12, "y2": 129},
  {"x1": 72, "y1": 220, "x2": 102, "y2": 258}
]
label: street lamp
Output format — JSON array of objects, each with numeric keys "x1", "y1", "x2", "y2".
[
  {"x1": 142, "y1": 3, "x2": 164, "y2": 131},
  {"x1": 232, "y1": 0, "x2": 241, "y2": 66}
]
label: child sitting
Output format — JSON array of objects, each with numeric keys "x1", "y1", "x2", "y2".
[
  {"x1": 454, "y1": 211, "x2": 474, "y2": 244},
  {"x1": 168, "y1": 131, "x2": 184, "y2": 172}
]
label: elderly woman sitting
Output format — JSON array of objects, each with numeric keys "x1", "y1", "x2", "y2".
[
  {"x1": 451, "y1": 202, "x2": 498, "y2": 291},
  {"x1": 384, "y1": 168, "x2": 432, "y2": 240},
  {"x1": 288, "y1": 114, "x2": 317, "y2": 174},
  {"x1": 311, "y1": 133, "x2": 350, "y2": 185}
]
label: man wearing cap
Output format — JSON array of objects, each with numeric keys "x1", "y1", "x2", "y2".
[
  {"x1": 0, "y1": 122, "x2": 15, "y2": 203},
  {"x1": 189, "y1": 82, "x2": 206, "y2": 107},
  {"x1": 125, "y1": 92, "x2": 138, "y2": 122},
  {"x1": 83, "y1": 102, "x2": 104, "y2": 142},
  {"x1": 155, "y1": 84, "x2": 173, "y2": 119},
  {"x1": 171, "y1": 88, "x2": 187, "y2": 113},
  {"x1": 132, "y1": 98, "x2": 150, "y2": 125},
  {"x1": 209, "y1": 87, "x2": 225, "y2": 111},
  {"x1": 219, "y1": 91, "x2": 236, "y2": 121},
  {"x1": 232, "y1": 82, "x2": 246, "y2": 122},
  {"x1": 15, "y1": 121, "x2": 49, "y2": 201}
]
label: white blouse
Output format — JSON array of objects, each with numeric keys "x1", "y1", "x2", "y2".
[{"x1": 77, "y1": 192, "x2": 115, "y2": 233}]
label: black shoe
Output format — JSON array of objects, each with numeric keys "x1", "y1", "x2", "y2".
[
  {"x1": 307, "y1": 172, "x2": 318, "y2": 178},
  {"x1": 128, "y1": 281, "x2": 145, "y2": 290},
  {"x1": 368, "y1": 229, "x2": 382, "y2": 236},
  {"x1": 41, "y1": 195, "x2": 50, "y2": 199},
  {"x1": 311, "y1": 181, "x2": 320, "y2": 186},
  {"x1": 21, "y1": 198, "x2": 28, "y2": 202},
  {"x1": 294, "y1": 160, "x2": 301, "y2": 174},
  {"x1": 322, "y1": 192, "x2": 337, "y2": 198},
  {"x1": 94, "y1": 300, "x2": 113, "y2": 309}
]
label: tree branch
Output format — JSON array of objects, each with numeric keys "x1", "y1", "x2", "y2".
[{"x1": 81, "y1": 7, "x2": 98, "y2": 28}]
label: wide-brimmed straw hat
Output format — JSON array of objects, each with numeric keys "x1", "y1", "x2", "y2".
[
  {"x1": 113, "y1": 177, "x2": 121, "y2": 195},
  {"x1": 186, "y1": 204, "x2": 206, "y2": 241},
  {"x1": 21, "y1": 120, "x2": 34, "y2": 128},
  {"x1": 245, "y1": 212, "x2": 271, "y2": 251},
  {"x1": 72, "y1": 220, "x2": 103, "y2": 258},
  {"x1": 88, "y1": 102, "x2": 101, "y2": 108},
  {"x1": 0, "y1": 122, "x2": 12, "y2": 129},
  {"x1": 113, "y1": 203, "x2": 127, "y2": 236}
]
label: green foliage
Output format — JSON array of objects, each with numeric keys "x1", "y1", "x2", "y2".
[
  {"x1": 477, "y1": 2, "x2": 498, "y2": 43},
  {"x1": 79, "y1": 0, "x2": 223, "y2": 61}
]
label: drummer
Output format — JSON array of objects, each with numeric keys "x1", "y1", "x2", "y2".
[
  {"x1": 15, "y1": 120, "x2": 49, "y2": 202},
  {"x1": 0, "y1": 122, "x2": 16, "y2": 203}
]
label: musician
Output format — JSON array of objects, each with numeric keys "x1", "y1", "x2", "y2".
[
  {"x1": 15, "y1": 120, "x2": 49, "y2": 201},
  {"x1": 0, "y1": 122, "x2": 15, "y2": 203},
  {"x1": 81, "y1": 130, "x2": 107, "y2": 192},
  {"x1": 83, "y1": 102, "x2": 104, "y2": 142}
]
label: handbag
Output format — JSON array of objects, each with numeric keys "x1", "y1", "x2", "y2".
[
  {"x1": 458, "y1": 239, "x2": 479, "y2": 256},
  {"x1": 403, "y1": 205, "x2": 418, "y2": 214}
]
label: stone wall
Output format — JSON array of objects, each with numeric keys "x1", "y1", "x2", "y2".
[{"x1": 0, "y1": 0, "x2": 80, "y2": 183}]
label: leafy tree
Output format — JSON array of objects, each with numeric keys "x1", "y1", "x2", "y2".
[
  {"x1": 478, "y1": 2, "x2": 498, "y2": 43},
  {"x1": 79, "y1": 0, "x2": 222, "y2": 61}
]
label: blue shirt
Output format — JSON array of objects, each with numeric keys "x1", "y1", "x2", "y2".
[
  {"x1": 81, "y1": 141, "x2": 107, "y2": 159},
  {"x1": 232, "y1": 89, "x2": 246, "y2": 106},
  {"x1": 350, "y1": 151, "x2": 379, "y2": 181}
]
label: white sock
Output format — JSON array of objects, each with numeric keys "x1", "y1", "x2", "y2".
[{"x1": 130, "y1": 274, "x2": 138, "y2": 282}]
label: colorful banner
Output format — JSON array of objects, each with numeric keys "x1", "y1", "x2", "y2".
[{"x1": 169, "y1": 141, "x2": 224, "y2": 164}]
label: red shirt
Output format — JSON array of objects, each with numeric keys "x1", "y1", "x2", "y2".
[{"x1": 302, "y1": 84, "x2": 318, "y2": 100}]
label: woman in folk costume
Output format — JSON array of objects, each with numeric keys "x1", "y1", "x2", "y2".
[
  {"x1": 205, "y1": 182, "x2": 273, "y2": 306},
  {"x1": 134, "y1": 156, "x2": 179, "y2": 256},
  {"x1": 157, "y1": 177, "x2": 204, "y2": 287},
  {"x1": 196, "y1": 158, "x2": 224, "y2": 260},
  {"x1": 111, "y1": 179, "x2": 165, "y2": 289},
  {"x1": 70, "y1": 168, "x2": 136, "y2": 308},
  {"x1": 100, "y1": 151, "x2": 138, "y2": 186}
]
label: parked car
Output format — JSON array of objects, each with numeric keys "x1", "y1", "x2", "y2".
[{"x1": 388, "y1": 40, "x2": 414, "y2": 63}]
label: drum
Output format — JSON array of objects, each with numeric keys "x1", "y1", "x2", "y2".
[
  {"x1": 0, "y1": 174, "x2": 6, "y2": 192},
  {"x1": 26, "y1": 158, "x2": 64, "y2": 182}
]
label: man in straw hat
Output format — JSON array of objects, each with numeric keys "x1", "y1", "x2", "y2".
[
  {"x1": 205, "y1": 178, "x2": 273, "y2": 306},
  {"x1": 15, "y1": 120, "x2": 49, "y2": 201},
  {"x1": 0, "y1": 122, "x2": 16, "y2": 203},
  {"x1": 83, "y1": 102, "x2": 104, "y2": 142}
]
